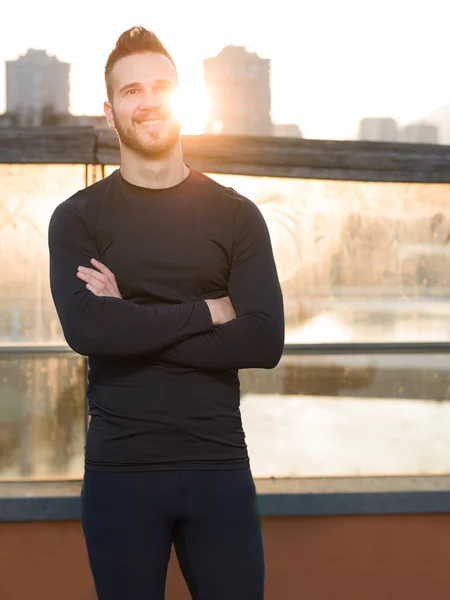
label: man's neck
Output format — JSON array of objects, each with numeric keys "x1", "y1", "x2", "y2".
[{"x1": 120, "y1": 144, "x2": 189, "y2": 190}]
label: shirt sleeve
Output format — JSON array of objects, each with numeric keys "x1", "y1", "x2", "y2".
[
  {"x1": 153, "y1": 197, "x2": 285, "y2": 370},
  {"x1": 48, "y1": 198, "x2": 213, "y2": 357}
]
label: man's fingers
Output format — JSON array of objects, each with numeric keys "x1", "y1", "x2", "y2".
[
  {"x1": 91, "y1": 258, "x2": 116, "y2": 282},
  {"x1": 85, "y1": 279, "x2": 118, "y2": 298},
  {"x1": 78, "y1": 267, "x2": 108, "y2": 285},
  {"x1": 77, "y1": 272, "x2": 111, "y2": 293},
  {"x1": 77, "y1": 270, "x2": 116, "y2": 296},
  {"x1": 89, "y1": 260, "x2": 121, "y2": 296},
  {"x1": 77, "y1": 262, "x2": 122, "y2": 299},
  {"x1": 77, "y1": 267, "x2": 116, "y2": 293}
]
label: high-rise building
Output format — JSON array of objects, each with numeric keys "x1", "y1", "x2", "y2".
[
  {"x1": 273, "y1": 123, "x2": 303, "y2": 138},
  {"x1": 203, "y1": 46, "x2": 272, "y2": 136},
  {"x1": 403, "y1": 121, "x2": 439, "y2": 144},
  {"x1": 358, "y1": 117, "x2": 399, "y2": 142},
  {"x1": 6, "y1": 49, "x2": 70, "y2": 126}
]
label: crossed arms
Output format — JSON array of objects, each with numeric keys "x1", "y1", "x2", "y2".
[{"x1": 48, "y1": 197, "x2": 285, "y2": 370}]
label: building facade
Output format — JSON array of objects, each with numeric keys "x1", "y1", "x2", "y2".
[
  {"x1": 6, "y1": 49, "x2": 70, "y2": 127},
  {"x1": 403, "y1": 121, "x2": 439, "y2": 144},
  {"x1": 358, "y1": 117, "x2": 400, "y2": 142},
  {"x1": 203, "y1": 46, "x2": 273, "y2": 136}
]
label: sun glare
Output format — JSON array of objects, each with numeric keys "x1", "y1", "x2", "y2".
[
  {"x1": 212, "y1": 121, "x2": 223, "y2": 134},
  {"x1": 173, "y1": 83, "x2": 210, "y2": 135}
]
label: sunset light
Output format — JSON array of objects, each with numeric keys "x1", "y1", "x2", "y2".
[{"x1": 174, "y1": 81, "x2": 210, "y2": 135}]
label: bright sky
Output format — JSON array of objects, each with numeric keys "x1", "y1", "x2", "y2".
[{"x1": 1, "y1": 0, "x2": 449, "y2": 139}]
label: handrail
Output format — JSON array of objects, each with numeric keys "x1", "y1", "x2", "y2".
[
  {"x1": 2, "y1": 342, "x2": 450, "y2": 356},
  {"x1": 0, "y1": 343, "x2": 76, "y2": 355},
  {"x1": 282, "y1": 342, "x2": 450, "y2": 354},
  {"x1": 2, "y1": 127, "x2": 450, "y2": 182}
]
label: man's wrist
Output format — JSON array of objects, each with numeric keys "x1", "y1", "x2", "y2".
[{"x1": 204, "y1": 299, "x2": 217, "y2": 325}]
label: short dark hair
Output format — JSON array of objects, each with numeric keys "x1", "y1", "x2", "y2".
[{"x1": 104, "y1": 26, "x2": 177, "y2": 100}]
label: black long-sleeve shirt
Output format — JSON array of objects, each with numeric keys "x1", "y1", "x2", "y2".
[{"x1": 48, "y1": 168, "x2": 284, "y2": 471}]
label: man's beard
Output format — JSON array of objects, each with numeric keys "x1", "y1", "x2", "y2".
[{"x1": 112, "y1": 109, "x2": 181, "y2": 159}]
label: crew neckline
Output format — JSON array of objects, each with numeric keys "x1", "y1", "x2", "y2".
[{"x1": 114, "y1": 166, "x2": 195, "y2": 198}]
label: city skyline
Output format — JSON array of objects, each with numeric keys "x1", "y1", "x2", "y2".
[{"x1": 1, "y1": 0, "x2": 450, "y2": 139}]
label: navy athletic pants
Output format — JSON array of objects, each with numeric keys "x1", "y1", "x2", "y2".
[{"x1": 81, "y1": 468, "x2": 265, "y2": 599}]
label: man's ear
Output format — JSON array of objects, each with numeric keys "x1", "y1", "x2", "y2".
[{"x1": 104, "y1": 101, "x2": 115, "y2": 129}]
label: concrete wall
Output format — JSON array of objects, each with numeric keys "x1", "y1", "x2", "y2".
[{"x1": 2, "y1": 515, "x2": 450, "y2": 599}]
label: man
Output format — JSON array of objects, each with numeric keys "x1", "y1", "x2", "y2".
[{"x1": 48, "y1": 26, "x2": 284, "y2": 600}]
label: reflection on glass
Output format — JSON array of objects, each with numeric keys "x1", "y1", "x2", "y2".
[
  {"x1": 0, "y1": 165, "x2": 86, "y2": 343},
  {"x1": 0, "y1": 355, "x2": 86, "y2": 480},
  {"x1": 240, "y1": 354, "x2": 450, "y2": 478},
  {"x1": 207, "y1": 174, "x2": 450, "y2": 343}
]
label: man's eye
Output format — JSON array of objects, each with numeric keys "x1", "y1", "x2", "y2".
[
  {"x1": 126, "y1": 89, "x2": 138, "y2": 95},
  {"x1": 155, "y1": 86, "x2": 169, "y2": 93}
]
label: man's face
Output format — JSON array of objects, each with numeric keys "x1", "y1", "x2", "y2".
[{"x1": 105, "y1": 52, "x2": 180, "y2": 158}]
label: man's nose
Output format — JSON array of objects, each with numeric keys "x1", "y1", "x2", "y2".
[{"x1": 139, "y1": 90, "x2": 161, "y2": 109}]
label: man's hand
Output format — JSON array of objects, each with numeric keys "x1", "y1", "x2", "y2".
[
  {"x1": 77, "y1": 259, "x2": 122, "y2": 299},
  {"x1": 204, "y1": 297, "x2": 236, "y2": 325},
  {"x1": 76, "y1": 259, "x2": 234, "y2": 325}
]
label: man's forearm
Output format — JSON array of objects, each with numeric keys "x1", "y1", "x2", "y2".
[
  {"x1": 154, "y1": 312, "x2": 284, "y2": 370},
  {"x1": 55, "y1": 291, "x2": 213, "y2": 357}
]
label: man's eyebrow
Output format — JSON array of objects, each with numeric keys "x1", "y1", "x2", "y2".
[
  {"x1": 119, "y1": 82, "x2": 142, "y2": 94},
  {"x1": 119, "y1": 79, "x2": 176, "y2": 94}
]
